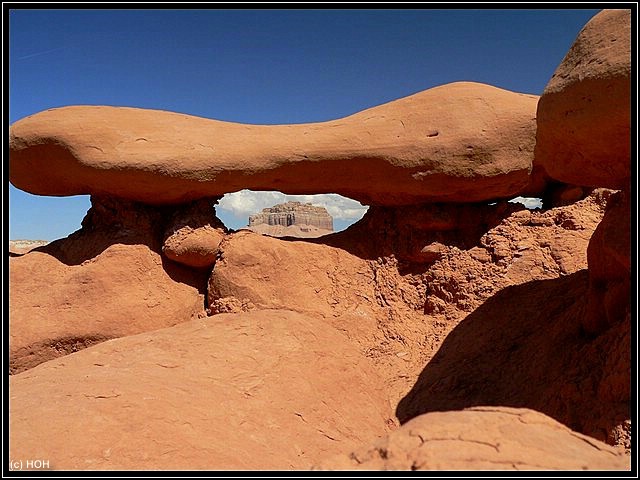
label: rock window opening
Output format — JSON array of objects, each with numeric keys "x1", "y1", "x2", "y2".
[
  {"x1": 508, "y1": 196, "x2": 543, "y2": 210},
  {"x1": 215, "y1": 190, "x2": 369, "y2": 239}
]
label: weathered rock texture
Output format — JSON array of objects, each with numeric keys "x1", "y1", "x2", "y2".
[
  {"x1": 381, "y1": 191, "x2": 628, "y2": 454},
  {"x1": 249, "y1": 201, "x2": 333, "y2": 231},
  {"x1": 9, "y1": 196, "x2": 208, "y2": 374},
  {"x1": 208, "y1": 191, "x2": 630, "y2": 452},
  {"x1": 320, "y1": 200, "x2": 524, "y2": 264},
  {"x1": 535, "y1": 9, "x2": 631, "y2": 337},
  {"x1": 9, "y1": 310, "x2": 394, "y2": 470},
  {"x1": 162, "y1": 198, "x2": 227, "y2": 268},
  {"x1": 396, "y1": 269, "x2": 630, "y2": 453},
  {"x1": 417, "y1": 190, "x2": 613, "y2": 320},
  {"x1": 535, "y1": 9, "x2": 631, "y2": 190},
  {"x1": 9, "y1": 82, "x2": 540, "y2": 206},
  {"x1": 315, "y1": 407, "x2": 629, "y2": 470},
  {"x1": 583, "y1": 190, "x2": 630, "y2": 334}
]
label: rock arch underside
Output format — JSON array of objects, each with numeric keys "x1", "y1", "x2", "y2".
[{"x1": 8, "y1": 10, "x2": 631, "y2": 471}]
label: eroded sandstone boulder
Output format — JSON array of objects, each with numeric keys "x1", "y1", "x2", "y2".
[
  {"x1": 208, "y1": 230, "x2": 380, "y2": 327},
  {"x1": 9, "y1": 196, "x2": 208, "y2": 374},
  {"x1": 314, "y1": 407, "x2": 629, "y2": 470},
  {"x1": 534, "y1": 9, "x2": 631, "y2": 336},
  {"x1": 535, "y1": 9, "x2": 631, "y2": 189},
  {"x1": 162, "y1": 198, "x2": 227, "y2": 268},
  {"x1": 9, "y1": 310, "x2": 394, "y2": 470},
  {"x1": 208, "y1": 193, "x2": 615, "y2": 415},
  {"x1": 10, "y1": 82, "x2": 539, "y2": 206}
]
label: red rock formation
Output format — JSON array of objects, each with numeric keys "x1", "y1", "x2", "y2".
[
  {"x1": 418, "y1": 190, "x2": 611, "y2": 319},
  {"x1": 162, "y1": 198, "x2": 227, "y2": 268},
  {"x1": 395, "y1": 269, "x2": 630, "y2": 454},
  {"x1": 9, "y1": 82, "x2": 540, "y2": 206},
  {"x1": 7, "y1": 10, "x2": 631, "y2": 470},
  {"x1": 583, "y1": 190, "x2": 631, "y2": 334},
  {"x1": 535, "y1": 9, "x2": 631, "y2": 335},
  {"x1": 208, "y1": 192, "x2": 628, "y2": 448},
  {"x1": 208, "y1": 230, "x2": 380, "y2": 321},
  {"x1": 10, "y1": 190, "x2": 630, "y2": 466},
  {"x1": 9, "y1": 310, "x2": 394, "y2": 470},
  {"x1": 9, "y1": 196, "x2": 208, "y2": 374},
  {"x1": 315, "y1": 407, "x2": 629, "y2": 470},
  {"x1": 320, "y1": 200, "x2": 524, "y2": 264},
  {"x1": 535, "y1": 9, "x2": 631, "y2": 190}
]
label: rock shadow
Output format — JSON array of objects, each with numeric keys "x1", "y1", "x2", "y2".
[
  {"x1": 308, "y1": 201, "x2": 523, "y2": 272},
  {"x1": 396, "y1": 270, "x2": 630, "y2": 444},
  {"x1": 16, "y1": 195, "x2": 211, "y2": 291}
]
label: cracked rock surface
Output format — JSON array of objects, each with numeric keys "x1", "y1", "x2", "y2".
[{"x1": 313, "y1": 407, "x2": 629, "y2": 470}]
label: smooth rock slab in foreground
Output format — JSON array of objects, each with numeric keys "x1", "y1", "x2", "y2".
[{"x1": 9, "y1": 310, "x2": 393, "y2": 470}]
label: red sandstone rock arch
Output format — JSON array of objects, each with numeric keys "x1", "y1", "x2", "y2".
[{"x1": 10, "y1": 81, "x2": 542, "y2": 207}]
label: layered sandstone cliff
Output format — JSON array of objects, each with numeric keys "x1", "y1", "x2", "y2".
[{"x1": 248, "y1": 201, "x2": 333, "y2": 238}]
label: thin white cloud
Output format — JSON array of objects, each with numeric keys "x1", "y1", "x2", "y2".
[
  {"x1": 16, "y1": 47, "x2": 66, "y2": 61},
  {"x1": 217, "y1": 190, "x2": 369, "y2": 222}
]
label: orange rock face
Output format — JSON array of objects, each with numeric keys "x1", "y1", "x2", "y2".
[
  {"x1": 207, "y1": 192, "x2": 629, "y2": 454},
  {"x1": 7, "y1": 10, "x2": 632, "y2": 471},
  {"x1": 10, "y1": 191, "x2": 630, "y2": 468},
  {"x1": 162, "y1": 199, "x2": 227, "y2": 268},
  {"x1": 396, "y1": 269, "x2": 630, "y2": 453},
  {"x1": 535, "y1": 9, "x2": 631, "y2": 338},
  {"x1": 9, "y1": 310, "x2": 393, "y2": 470},
  {"x1": 9, "y1": 82, "x2": 539, "y2": 206},
  {"x1": 583, "y1": 190, "x2": 631, "y2": 333},
  {"x1": 9, "y1": 197, "x2": 208, "y2": 374},
  {"x1": 535, "y1": 9, "x2": 631, "y2": 189},
  {"x1": 315, "y1": 407, "x2": 629, "y2": 470},
  {"x1": 212, "y1": 193, "x2": 608, "y2": 325}
]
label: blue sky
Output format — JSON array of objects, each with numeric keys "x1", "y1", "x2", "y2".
[{"x1": 8, "y1": 8, "x2": 600, "y2": 240}]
